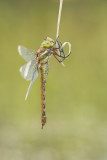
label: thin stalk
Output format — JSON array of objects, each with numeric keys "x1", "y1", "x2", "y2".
[{"x1": 56, "y1": 0, "x2": 63, "y2": 39}]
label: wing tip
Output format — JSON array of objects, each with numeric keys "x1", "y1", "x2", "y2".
[
  {"x1": 18, "y1": 45, "x2": 22, "y2": 56},
  {"x1": 25, "y1": 95, "x2": 27, "y2": 101}
]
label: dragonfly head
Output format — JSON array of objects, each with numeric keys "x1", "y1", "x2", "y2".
[{"x1": 41, "y1": 37, "x2": 54, "y2": 47}]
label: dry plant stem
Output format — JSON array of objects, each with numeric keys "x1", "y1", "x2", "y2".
[
  {"x1": 56, "y1": 0, "x2": 63, "y2": 39},
  {"x1": 56, "y1": 0, "x2": 71, "y2": 61}
]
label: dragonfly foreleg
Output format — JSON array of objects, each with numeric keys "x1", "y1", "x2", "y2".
[{"x1": 53, "y1": 53, "x2": 63, "y2": 62}]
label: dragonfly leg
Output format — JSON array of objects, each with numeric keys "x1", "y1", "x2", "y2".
[
  {"x1": 54, "y1": 38, "x2": 71, "y2": 60},
  {"x1": 60, "y1": 42, "x2": 71, "y2": 58},
  {"x1": 53, "y1": 53, "x2": 63, "y2": 62}
]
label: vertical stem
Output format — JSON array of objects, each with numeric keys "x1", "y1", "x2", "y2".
[{"x1": 56, "y1": 0, "x2": 63, "y2": 39}]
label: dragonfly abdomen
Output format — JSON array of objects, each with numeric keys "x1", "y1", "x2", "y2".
[
  {"x1": 37, "y1": 46, "x2": 50, "y2": 128},
  {"x1": 39, "y1": 63, "x2": 48, "y2": 128}
]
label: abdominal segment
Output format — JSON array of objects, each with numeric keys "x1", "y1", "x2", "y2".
[{"x1": 39, "y1": 62, "x2": 49, "y2": 128}]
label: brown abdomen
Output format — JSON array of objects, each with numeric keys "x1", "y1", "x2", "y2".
[{"x1": 39, "y1": 64, "x2": 47, "y2": 129}]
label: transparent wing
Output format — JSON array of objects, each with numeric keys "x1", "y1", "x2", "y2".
[
  {"x1": 19, "y1": 59, "x2": 38, "y2": 100},
  {"x1": 25, "y1": 67, "x2": 38, "y2": 100},
  {"x1": 19, "y1": 60, "x2": 38, "y2": 81},
  {"x1": 18, "y1": 45, "x2": 36, "y2": 62}
]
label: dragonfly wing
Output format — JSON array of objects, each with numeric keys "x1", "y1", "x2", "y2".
[
  {"x1": 25, "y1": 68, "x2": 38, "y2": 100},
  {"x1": 19, "y1": 60, "x2": 38, "y2": 81},
  {"x1": 20, "y1": 59, "x2": 38, "y2": 100},
  {"x1": 18, "y1": 45, "x2": 36, "y2": 62}
]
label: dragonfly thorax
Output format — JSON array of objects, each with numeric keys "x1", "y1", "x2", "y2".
[{"x1": 41, "y1": 37, "x2": 54, "y2": 48}]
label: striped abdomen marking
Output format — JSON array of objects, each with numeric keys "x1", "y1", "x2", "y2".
[
  {"x1": 39, "y1": 63, "x2": 49, "y2": 128},
  {"x1": 37, "y1": 46, "x2": 50, "y2": 128}
]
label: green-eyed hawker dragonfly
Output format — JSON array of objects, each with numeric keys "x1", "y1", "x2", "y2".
[{"x1": 18, "y1": 37, "x2": 71, "y2": 128}]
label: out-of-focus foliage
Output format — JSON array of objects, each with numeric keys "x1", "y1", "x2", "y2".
[{"x1": 0, "y1": 0, "x2": 107, "y2": 160}]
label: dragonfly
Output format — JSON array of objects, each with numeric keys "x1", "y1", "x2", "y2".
[{"x1": 18, "y1": 37, "x2": 71, "y2": 128}]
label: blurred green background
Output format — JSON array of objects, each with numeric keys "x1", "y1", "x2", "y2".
[{"x1": 0, "y1": 0, "x2": 107, "y2": 159}]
